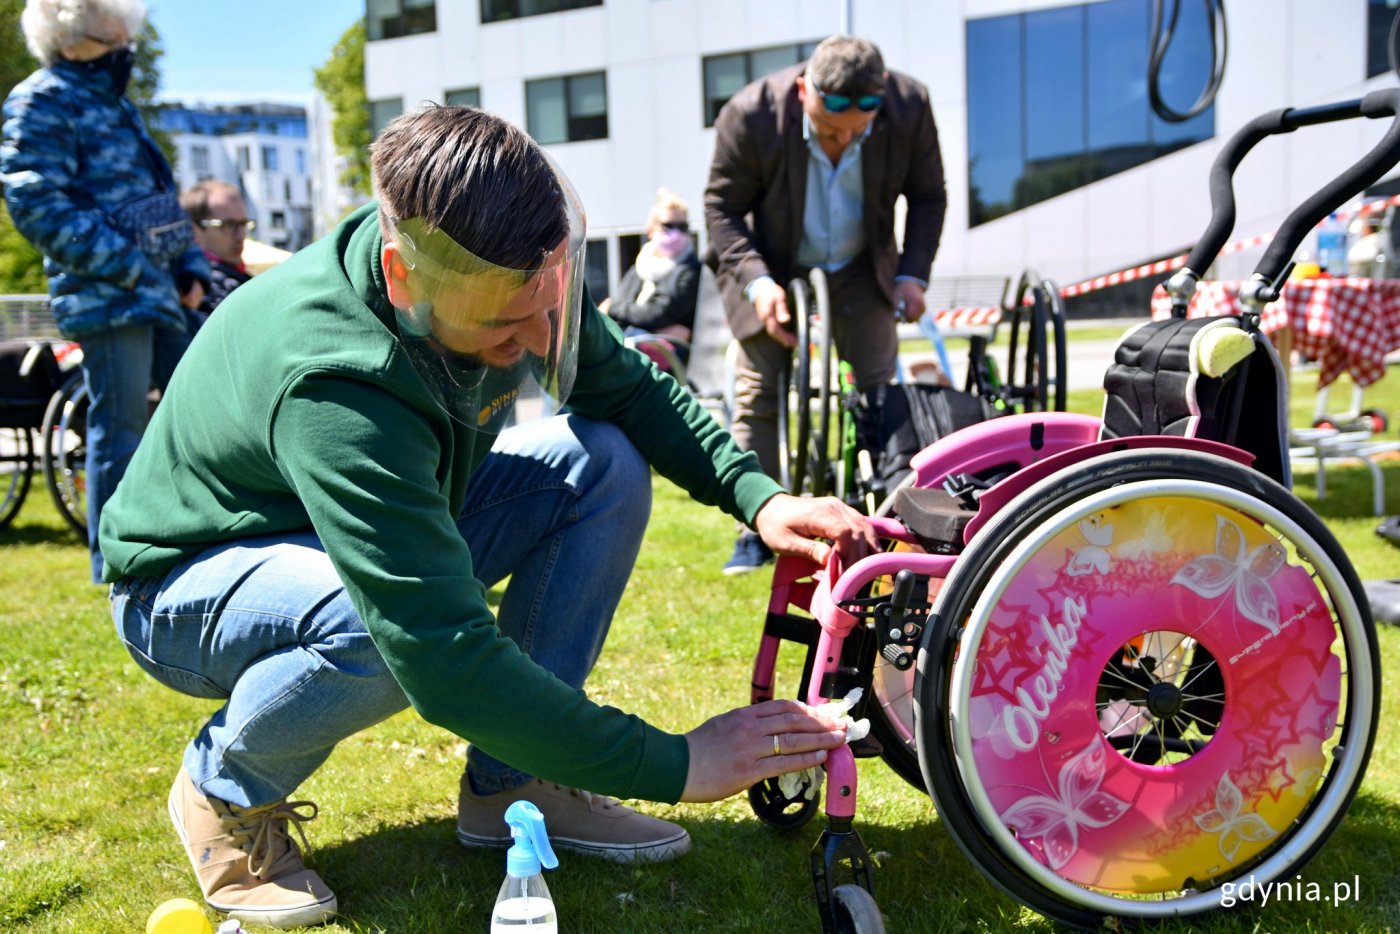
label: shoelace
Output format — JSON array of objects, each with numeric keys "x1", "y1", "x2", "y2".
[
  {"x1": 223, "y1": 799, "x2": 319, "y2": 877},
  {"x1": 546, "y1": 782, "x2": 619, "y2": 812}
]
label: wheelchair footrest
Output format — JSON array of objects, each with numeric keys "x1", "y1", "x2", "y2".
[{"x1": 890, "y1": 485, "x2": 974, "y2": 554}]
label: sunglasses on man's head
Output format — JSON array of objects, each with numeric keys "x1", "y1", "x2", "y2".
[{"x1": 808, "y1": 77, "x2": 883, "y2": 114}]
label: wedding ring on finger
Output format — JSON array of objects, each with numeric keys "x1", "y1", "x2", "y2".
[{"x1": 772, "y1": 734, "x2": 782, "y2": 757}]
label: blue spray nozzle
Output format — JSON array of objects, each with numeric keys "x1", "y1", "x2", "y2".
[{"x1": 503, "y1": 800, "x2": 558, "y2": 877}]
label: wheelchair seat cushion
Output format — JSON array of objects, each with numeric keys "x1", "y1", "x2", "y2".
[
  {"x1": 1098, "y1": 315, "x2": 1291, "y2": 486},
  {"x1": 890, "y1": 484, "x2": 974, "y2": 554}
]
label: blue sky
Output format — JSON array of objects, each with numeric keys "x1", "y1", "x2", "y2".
[{"x1": 146, "y1": 1, "x2": 364, "y2": 106}]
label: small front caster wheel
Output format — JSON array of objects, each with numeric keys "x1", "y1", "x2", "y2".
[
  {"x1": 832, "y1": 884, "x2": 884, "y2": 934},
  {"x1": 746, "y1": 775, "x2": 818, "y2": 828}
]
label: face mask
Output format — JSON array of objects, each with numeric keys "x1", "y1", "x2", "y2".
[
  {"x1": 82, "y1": 46, "x2": 136, "y2": 94},
  {"x1": 653, "y1": 227, "x2": 689, "y2": 258}
]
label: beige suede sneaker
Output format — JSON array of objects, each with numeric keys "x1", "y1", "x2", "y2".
[
  {"x1": 456, "y1": 773, "x2": 691, "y2": 863},
  {"x1": 168, "y1": 768, "x2": 338, "y2": 929}
]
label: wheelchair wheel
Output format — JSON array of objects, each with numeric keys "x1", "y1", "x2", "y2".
[
  {"x1": 806, "y1": 268, "x2": 836, "y2": 497},
  {"x1": 1003, "y1": 271, "x2": 1067, "y2": 413},
  {"x1": 0, "y1": 426, "x2": 34, "y2": 530},
  {"x1": 778, "y1": 278, "x2": 813, "y2": 495},
  {"x1": 40, "y1": 372, "x2": 88, "y2": 537},
  {"x1": 831, "y1": 884, "x2": 885, "y2": 934},
  {"x1": 915, "y1": 448, "x2": 1378, "y2": 927}
]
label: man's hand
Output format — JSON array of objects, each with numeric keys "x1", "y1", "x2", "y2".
[
  {"x1": 752, "y1": 279, "x2": 796, "y2": 348},
  {"x1": 179, "y1": 280, "x2": 206, "y2": 310},
  {"x1": 752, "y1": 493, "x2": 878, "y2": 568},
  {"x1": 893, "y1": 279, "x2": 927, "y2": 324},
  {"x1": 680, "y1": 699, "x2": 847, "y2": 802}
]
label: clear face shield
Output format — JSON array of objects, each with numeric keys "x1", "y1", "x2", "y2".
[{"x1": 385, "y1": 162, "x2": 586, "y2": 433}]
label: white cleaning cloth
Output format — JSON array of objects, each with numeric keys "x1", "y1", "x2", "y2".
[{"x1": 776, "y1": 688, "x2": 871, "y2": 801}]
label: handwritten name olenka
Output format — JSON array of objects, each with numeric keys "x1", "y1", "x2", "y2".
[{"x1": 1001, "y1": 595, "x2": 1088, "y2": 751}]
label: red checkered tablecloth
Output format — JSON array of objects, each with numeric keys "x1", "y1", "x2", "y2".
[{"x1": 1150, "y1": 278, "x2": 1400, "y2": 388}]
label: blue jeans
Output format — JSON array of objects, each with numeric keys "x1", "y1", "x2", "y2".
[
  {"x1": 110, "y1": 415, "x2": 651, "y2": 807},
  {"x1": 80, "y1": 321, "x2": 192, "y2": 581}
]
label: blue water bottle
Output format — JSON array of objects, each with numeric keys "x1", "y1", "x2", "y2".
[{"x1": 489, "y1": 801, "x2": 559, "y2": 932}]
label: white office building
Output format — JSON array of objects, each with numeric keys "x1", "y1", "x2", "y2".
[
  {"x1": 158, "y1": 104, "x2": 317, "y2": 252},
  {"x1": 362, "y1": 0, "x2": 1400, "y2": 311}
]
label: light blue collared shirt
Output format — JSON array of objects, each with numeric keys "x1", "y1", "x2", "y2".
[{"x1": 796, "y1": 112, "x2": 868, "y2": 273}]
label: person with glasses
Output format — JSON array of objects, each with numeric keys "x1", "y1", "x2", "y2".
[
  {"x1": 2, "y1": 0, "x2": 210, "y2": 581},
  {"x1": 98, "y1": 104, "x2": 873, "y2": 928},
  {"x1": 181, "y1": 180, "x2": 255, "y2": 320},
  {"x1": 704, "y1": 34, "x2": 947, "y2": 573},
  {"x1": 601, "y1": 188, "x2": 702, "y2": 364}
]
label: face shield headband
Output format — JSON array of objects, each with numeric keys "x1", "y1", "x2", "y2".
[{"x1": 386, "y1": 163, "x2": 586, "y2": 433}]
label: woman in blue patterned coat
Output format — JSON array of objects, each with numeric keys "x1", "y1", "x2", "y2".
[{"x1": 1, "y1": 0, "x2": 209, "y2": 578}]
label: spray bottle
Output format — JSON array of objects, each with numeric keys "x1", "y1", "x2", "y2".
[{"x1": 490, "y1": 800, "x2": 559, "y2": 933}]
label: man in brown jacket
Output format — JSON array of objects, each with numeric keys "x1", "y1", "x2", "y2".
[{"x1": 704, "y1": 35, "x2": 947, "y2": 572}]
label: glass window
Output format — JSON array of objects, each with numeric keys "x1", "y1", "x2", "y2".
[
  {"x1": 369, "y1": 97, "x2": 405, "y2": 138},
  {"x1": 584, "y1": 238, "x2": 609, "y2": 303},
  {"x1": 445, "y1": 87, "x2": 482, "y2": 108},
  {"x1": 261, "y1": 145, "x2": 279, "y2": 172},
  {"x1": 236, "y1": 145, "x2": 250, "y2": 172},
  {"x1": 966, "y1": 14, "x2": 1024, "y2": 226},
  {"x1": 966, "y1": 0, "x2": 1214, "y2": 227},
  {"x1": 481, "y1": 0, "x2": 601, "y2": 25},
  {"x1": 701, "y1": 41, "x2": 820, "y2": 126},
  {"x1": 191, "y1": 144, "x2": 210, "y2": 177},
  {"x1": 295, "y1": 148, "x2": 306, "y2": 175},
  {"x1": 1023, "y1": 6, "x2": 1086, "y2": 206},
  {"x1": 1369, "y1": 0, "x2": 1400, "y2": 78},
  {"x1": 368, "y1": 0, "x2": 437, "y2": 41},
  {"x1": 526, "y1": 72, "x2": 607, "y2": 143}
]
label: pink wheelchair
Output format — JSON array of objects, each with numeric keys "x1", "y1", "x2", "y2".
[{"x1": 746, "y1": 90, "x2": 1400, "y2": 931}]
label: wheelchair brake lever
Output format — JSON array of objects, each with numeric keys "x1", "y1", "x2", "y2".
[{"x1": 876, "y1": 570, "x2": 919, "y2": 671}]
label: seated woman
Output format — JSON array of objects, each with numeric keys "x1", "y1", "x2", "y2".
[{"x1": 601, "y1": 188, "x2": 700, "y2": 365}]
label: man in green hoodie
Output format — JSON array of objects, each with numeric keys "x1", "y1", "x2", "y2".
[{"x1": 100, "y1": 105, "x2": 873, "y2": 929}]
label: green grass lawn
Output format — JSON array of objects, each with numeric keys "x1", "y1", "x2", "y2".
[{"x1": 2, "y1": 351, "x2": 1399, "y2": 932}]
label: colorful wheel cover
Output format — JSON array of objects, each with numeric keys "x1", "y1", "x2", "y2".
[{"x1": 954, "y1": 493, "x2": 1342, "y2": 893}]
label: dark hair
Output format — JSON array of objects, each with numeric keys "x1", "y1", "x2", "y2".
[
  {"x1": 806, "y1": 35, "x2": 885, "y2": 97},
  {"x1": 178, "y1": 179, "x2": 243, "y2": 224},
  {"x1": 371, "y1": 104, "x2": 567, "y2": 270}
]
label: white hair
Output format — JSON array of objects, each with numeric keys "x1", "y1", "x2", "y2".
[{"x1": 21, "y1": 0, "x2": 147, "y2": 66}]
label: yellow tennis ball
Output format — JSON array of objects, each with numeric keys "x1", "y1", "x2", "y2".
[{"x1": 146, "y1": 898, "x2": 212, "y2": 934}]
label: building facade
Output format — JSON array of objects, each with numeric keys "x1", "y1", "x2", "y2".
[
  {"x1": 362, "y1": 0, "x2": 1399, "y2": 306},
  {"x1": 157, "y1": 104, "x2": 317, "y2": 252}
]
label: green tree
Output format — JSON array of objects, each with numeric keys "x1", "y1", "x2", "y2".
[
  {"x1": 1, "y1": 0, "x2": 44, "y2": 293},
  {"x1": 131, "y1": 20, "x2": 175, "y2": 164},
  {"x1": 313, "y1": 20, "x2": 372, "y2": 199}
]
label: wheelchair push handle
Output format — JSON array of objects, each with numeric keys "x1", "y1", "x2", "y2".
[{"x1": 1168, "y1": 87, "x2": 1400, "y2": 311}]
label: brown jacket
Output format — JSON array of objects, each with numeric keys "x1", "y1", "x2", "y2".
[{"x1": 703, "y1": 63, "x2": 947, "y2": 340}]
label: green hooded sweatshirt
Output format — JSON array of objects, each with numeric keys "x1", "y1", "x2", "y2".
[{"x1": 99, "y1": 204, "x2": 781, "y2": 804}]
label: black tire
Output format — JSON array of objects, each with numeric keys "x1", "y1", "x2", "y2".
[
  {"x1": 746, "y1": 775, "x2": 820, "y2": 829},
  {"x1": 831, "y1": 884, "x2": 885, "y2": 934},
  {"x1": 0, "y1": 426, "x2": 34, "y2": 530},
  {"x1": 915, "y1": 448, "x2": 1378, "y2": 928},
  {"x1": 1004, "y1": 271, "x2": 1067, "y2": 413},
  {"x1": 779, "y1": 278, "x2": 812, "y2": 495},
  {"x1": 807, "y1": 268, "x2": 835, "y2": 497},
  {"x1": 40, "y1": 372, "x2": 88, "y2": 538}
]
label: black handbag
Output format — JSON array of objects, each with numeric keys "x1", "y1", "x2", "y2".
[
  {"x1": 107, "y1": 103, "x2": 195, "y2": 267},
  {"x1": 110, "y1": 190, "x2": 194, "y2": 267}
]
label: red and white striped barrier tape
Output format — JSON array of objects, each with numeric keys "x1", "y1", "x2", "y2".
[{"x1": 929, "y1": 193, "x2": 1400, "y2": 319}]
